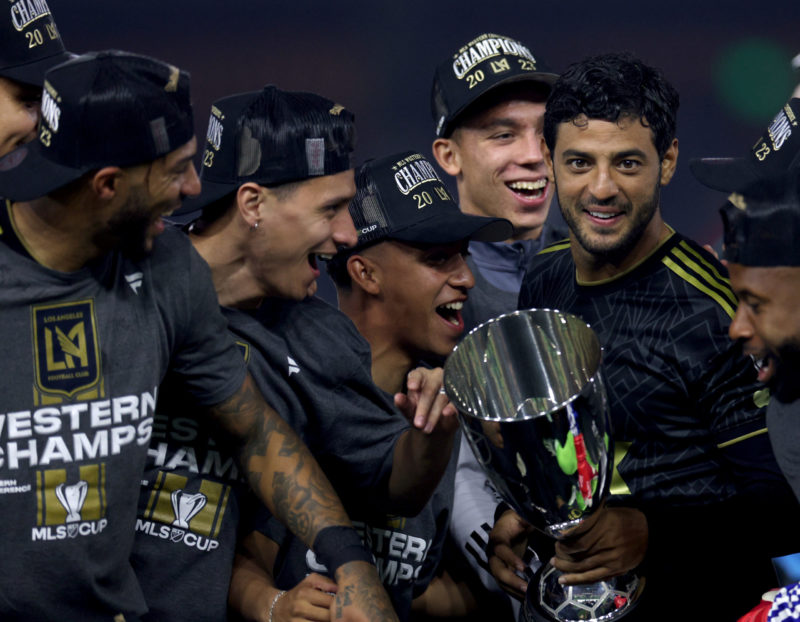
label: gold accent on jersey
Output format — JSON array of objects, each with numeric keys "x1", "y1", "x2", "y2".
[
  {"x1": 717, "y1": 427, "x2": 768, "y2": 449},
  {"x1": 754, "y1": 388, "x2": 771, "y2": 408},
  {"x1": 609, "y1": 441, "x2": 632, "y2": 496}
]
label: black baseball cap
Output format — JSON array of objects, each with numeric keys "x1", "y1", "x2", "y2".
[
  {"x1": 0, "y1": 50, "x2": 194, "y2": 202},
  {"x1": 690, "y1": 99, "x2": 800, "y2": 193},
  {"x1": 346, "y1": 151, "x2": 512, "y2": 249},
  {"x1": 431, "y1": 33, "x2": 558, "y2": 137},
  {"x1": 186, "y1": 85, "x2": 356, "y2": 213},
  {"x1": 719, "y1": 172, "x2": 800, "y2": 267},
  {"x1": 0, "y1": 2, "x2": 70, "y2": 86}
]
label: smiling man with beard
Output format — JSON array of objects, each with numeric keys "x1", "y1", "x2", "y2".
[
  {"x1": 488, "y1": 52, "x2": 797, "y2": 621},
  {"x1": 691, "y1": 98, "x2": 800, "y2": 503}
]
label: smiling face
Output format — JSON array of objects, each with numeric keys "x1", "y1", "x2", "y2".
[
  {"x1": 363, "y1": 239, "x2": 475, "y2": 359},
  {"x1": 546, "y1": 115, "x2": 678, "y2": 277},
  {"x1": 728, "y1": 262, "x2": 800, "y2": 398},
  {"x1": 251, "y1": 168, "x2": 357, "y2": 300},
  {"x1": 436, "y1": 86, "x2": 553, "y2": 241},
  {"x1": 101, "y1": 137, "x2": 200, "y2": 258},
  {"x1": 0, "y1": 76, "x2": 41, "y2": 158}
]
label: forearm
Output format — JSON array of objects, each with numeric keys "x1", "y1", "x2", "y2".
[
  {"x1": 229, "y1": 552, "x2": 281, "y2": 622},
  {"x1": 210, "y1": 373, "x2": 350, "y2": 547},
  {"x1": 388, "y1": 428, "x2": 455, "y2": 516}
]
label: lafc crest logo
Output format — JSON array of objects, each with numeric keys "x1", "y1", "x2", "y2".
[{"x1": 32, "y1": 300, "x2": 101, "y2": 399}]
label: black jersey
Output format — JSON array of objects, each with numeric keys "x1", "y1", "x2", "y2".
[
  {"x1": 519, "y1": 228, "x2": 798, "y2": 620},
  {"x1": 520, "y1": 229, "x2": 766, "y2": 506}
]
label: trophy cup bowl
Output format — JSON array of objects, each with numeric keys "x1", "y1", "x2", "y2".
[{"x1": 443, "y1": 309, "x2": 641, "y2": 622}]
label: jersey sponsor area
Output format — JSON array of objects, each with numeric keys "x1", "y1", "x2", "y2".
[{"x1": 0, "y1": 389, "x2": 156, "y2": 471}]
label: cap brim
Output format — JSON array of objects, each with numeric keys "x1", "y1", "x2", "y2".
[
  {"x1": 442, "y1": 71, "x2": 559, "y2": 137},
  {"x1": 391, "y1": 212, "x2": 513, "y2": 246},
  {"x1": 689, "y1": 157, "x2": 760, "y2": 193},
  {"x1": 0, "y1": 141, "x2": 86, "y2": 201},
  {"x1": 173, "y1": 177, "x2": 238, "y2": 216},
  {"x1": 0, "y1": 51, "x2": 73, "y2": 86}
]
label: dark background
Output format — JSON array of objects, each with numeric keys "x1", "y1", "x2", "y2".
[{"x1": 50, "y1": 0, "x2": 800, "y2": 243}]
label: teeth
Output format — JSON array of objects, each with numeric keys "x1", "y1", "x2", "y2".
[
  {"x1": 508, "y1": 180, "x2": 547, "y2": 191},
  {"x1": 316, "y1": 253, "x2": 333, "y2": 261},
  {"x1": 440, "y1": 301, "x2": 463, "y2": 311},
  {"x1": 589, "y1": 211, "x2": 617, "y2": 220},
  {"x1": 750, "y1": 355, "x2": 766, "y2": 372}
]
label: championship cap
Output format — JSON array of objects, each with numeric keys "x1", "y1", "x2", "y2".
[
  {"x1": 0, "y1": 50, "x2": 194, "y2": 202},
  {"x1": 345, "y1": 151, "x2": 512, "y2": 250},
  {"x1": 719, "y1": 172, "x2": 800, "y2": 267},
  {"x1": 188, "y1": 85, "x2": 356, "y2": 212},
  {"x1": 690, "y1": 98, "x2": 800, "y2": 193},
  {"x1": 0, "y1": 2, "x2": 71, "y2": 86},
  {"x1": 431, "y1": 33, "x2": 558, "y2": 137}
]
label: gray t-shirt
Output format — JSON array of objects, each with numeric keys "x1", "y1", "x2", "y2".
[
  {"x1": 768, "y1": 397, "x2": 800, "y2": 503},
  {"x1": 0, "y1": 211, "x2": 246, "y2": 622}
]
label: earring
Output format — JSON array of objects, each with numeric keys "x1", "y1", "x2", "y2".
[{"x1": 251, "y1": 221, "x2": 259, "y2": 231}]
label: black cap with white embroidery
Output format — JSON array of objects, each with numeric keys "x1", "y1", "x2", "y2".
[
  {"x1": 431, "y1": 33, "x2": 558, "y2": 137},
  {"x1": 0, "y1": 2, "x2": 70, "y2": 86},
  {"x1": 0, "y1": 50, "x2": 194, "y2": 201}
]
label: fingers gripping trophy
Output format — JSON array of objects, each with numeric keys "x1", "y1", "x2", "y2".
[{"x1": 443, "y1": 309, "x2": 642, "y2": 622}]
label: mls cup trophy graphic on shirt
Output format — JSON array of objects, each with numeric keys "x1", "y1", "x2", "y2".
[
  {"x1": 443, "y1": 309, "x2": 642, "y2": 622},
  {"x1": 56, "y1": 480, "x2": 88, "y2": 524},
  {"x1": 171, "y1": 489, "x2": 207, "y2": 529}
]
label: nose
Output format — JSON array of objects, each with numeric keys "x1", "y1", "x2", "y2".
[
  {"x1": 182, "y1": 164, "x2": 202, "y2": 198},
  {"x1": 450, "y1": 254, "x2": 476, "y2": 290},
  {"x1": 517, "y1": 129, "x2": 545, "y2": 167},
  {"x1": 332, "y1": 207, "x2": 358, "y2": 249},
  {"x1": 588, "y1": 164, "x2": 619, "y2": 201},
  {"x1": 729, "y1": 304, "x2": 753, "y2": 342}
]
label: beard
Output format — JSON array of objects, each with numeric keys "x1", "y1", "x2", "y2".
[
  {"x1": 94, "y1": 189, "x2": 154, "y2": 261},
  {"x1": 559, "y1": 178, "x2": 661, "y2": 265}
]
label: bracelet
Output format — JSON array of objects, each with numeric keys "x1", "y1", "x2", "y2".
[{"x1": 267, "y1": 590, "x2": 287, "y2": 622}]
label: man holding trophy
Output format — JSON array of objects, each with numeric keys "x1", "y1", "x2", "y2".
[{"x1": 477, "y1": 52, "x2": 798, "y2": 621}]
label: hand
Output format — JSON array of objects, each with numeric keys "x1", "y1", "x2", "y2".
[
  {"x1": 331, "y1": 561, "x2": 399, "y2": 622},
  {"x1": 551, "y1": 506, "x2": 647, "y2": 585},
  {"x1": 272, "y1": 573, "x2": 336, "y2": 622},
  {"x1": 394, "y1": 367, "x2": 458, "y2": 435},
  {"x1": 488, "y1": 509, "x2": 534, "y2": 599}
]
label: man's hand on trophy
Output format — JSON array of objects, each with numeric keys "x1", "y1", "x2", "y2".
[
  {"x1": 551, "y1": 506, "x2": 648, "y2": 585},
  {"x1": 332, "y1": 561, "x2": 399, "y2": 622},
  {"x1": 395, "y1": 367, "x2": 458, "y2": 435},
  {"x1": 488, "y1": 508, "x2": 534, "y2": 599}
]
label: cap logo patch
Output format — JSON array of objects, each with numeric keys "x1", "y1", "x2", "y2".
[
  {"x1": 329, "y1": 104, "x2": 345, "y2": 116},
  {"x1": 10, "y1": 0, "x2": 53, "y2": 31},
  {"x1": 149, "y1": 117, "x2": 170, "y2": 154},
  {"x1": 305, "y1": 138, "x2": 325, "y2": 176},
  {"x1": 728, "y1": 192, "x2": 747, "y2": 211},
  {"x1": 164, "y1": 65, "x2": 179, "y2": 93},
  {"x1": 392, "y1": 153, "x2": 440, "y2": 195},
  {"x1": 452, "y1": 34, "x2": 536, "y2": 79}
]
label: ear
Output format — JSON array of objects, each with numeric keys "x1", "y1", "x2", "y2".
[
  {"x1": 347, "y1": 254, "x2": 381, "y2": 295},
  {"x1": 90, "y1": 166, "x2": 124, "y2": 200},
  {"x1": 660, "y1": 138, "x2": 679, "y2": 186},
  {"x1": 235, "y1": 182, "x2": 264, "y2": 229},
  {"x1": 542, "y1": 136, "x2": 555, "y2": 182},
  {"x1": 432, "y1": 137, "x2": 462, "y2": 177}
]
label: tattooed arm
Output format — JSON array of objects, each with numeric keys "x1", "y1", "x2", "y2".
[{"x1": 208, "y1": 373, "x2": 398, "y2": 622}]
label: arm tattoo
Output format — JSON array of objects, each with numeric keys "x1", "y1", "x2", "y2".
[{"x1": 208, "y1": 373, "x2": 348, "y2": 546}]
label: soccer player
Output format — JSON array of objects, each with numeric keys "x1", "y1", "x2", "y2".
[
  {"x1": 490, "y1": 52, "x2": 796, "y2": 621},
  {"x1": 429, "y1": 34, "x2": 564, "y2": 616},
  {"x1": 0, "y1": 53, "x2": 395, "y2": 622},
  {"x1": 0, "y1": 3, "x2": 69, "y2": 157},
  {"x1": 691, "y1": 98, "x2": 800, "y2": 502}
]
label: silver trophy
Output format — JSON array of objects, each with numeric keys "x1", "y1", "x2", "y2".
[{"x1": 443, "y1": 309, "x2": 642, "y2": 622}]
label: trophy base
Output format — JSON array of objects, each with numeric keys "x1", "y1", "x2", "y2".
[{"x1": 522, "y1": 564, "x2": 642, "y2": 622}]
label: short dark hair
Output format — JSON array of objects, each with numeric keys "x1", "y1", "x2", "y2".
[{"x1": 543, "y1": 52, "x2": 679, "y2": 158}]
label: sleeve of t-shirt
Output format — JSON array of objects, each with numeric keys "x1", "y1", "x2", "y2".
[{"x1": 155, "y1": 231, "x2": 247, "y2": 407}]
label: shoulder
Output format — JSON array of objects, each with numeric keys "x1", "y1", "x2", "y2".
[{"x1": 658, "y1": 233, "x2": 737, "y2": 320}]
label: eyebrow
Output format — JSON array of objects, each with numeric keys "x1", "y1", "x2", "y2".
[
  {"x1": 476, "y1": 117, "x2": 522, "y2": 131},
  {"x1": 560, "y1": 148, "x2": 649, "y2": 160}
]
